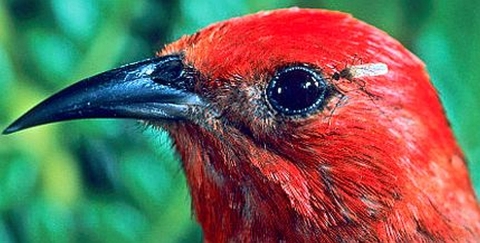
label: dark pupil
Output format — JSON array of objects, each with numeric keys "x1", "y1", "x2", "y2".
[{"x1": 270, "y1": 69, "x2": 322, "y2": 114}]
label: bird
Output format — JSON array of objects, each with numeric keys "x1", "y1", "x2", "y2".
[{"x1": 3, "y1": 8, "x2": 480, "y2": 242}]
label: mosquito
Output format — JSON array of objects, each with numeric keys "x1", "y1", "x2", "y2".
[{"x1": 332, "y1": 63, "x2": 388, "y2": 81}]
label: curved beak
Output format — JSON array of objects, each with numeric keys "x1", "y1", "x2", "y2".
[{"x1": 3, "y1": 55, "x2": 204, "y2": 134}]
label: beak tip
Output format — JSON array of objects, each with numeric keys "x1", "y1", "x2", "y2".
[
  {"x1": 3, "y1": 128, "x2": 14, "y2": 135},
  {"x1": 3, "y1": 125, "x2": 19, "y2": 135},
  {"x1": 3, "y1": 121, "x2": 27, "y2": 135}
]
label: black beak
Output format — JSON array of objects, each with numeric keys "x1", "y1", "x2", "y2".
[{"x1": 3, "y1": 55, "x2": 204, "y2": 134}]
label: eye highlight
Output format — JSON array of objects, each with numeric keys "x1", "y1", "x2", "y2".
[{"x1": 266, "y1": 65, "x2": 330, "y2": 116}]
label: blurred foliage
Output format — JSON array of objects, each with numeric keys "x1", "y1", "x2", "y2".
[{"x1": 0, "y1": 0, "x2": 479, "y2": 242}]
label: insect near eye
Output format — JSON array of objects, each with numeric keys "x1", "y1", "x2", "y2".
[{"x1": 333, "y1": 62, "x2": 389, "y2": 81}]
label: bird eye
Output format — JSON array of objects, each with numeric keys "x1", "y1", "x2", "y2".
[{"x1": 266, "y1": 65, "x2": 329, "y2": 116}]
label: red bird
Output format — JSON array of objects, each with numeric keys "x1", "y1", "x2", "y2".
[{"x1": 4, "y1": 8, "x2": 480, "y2": 242}]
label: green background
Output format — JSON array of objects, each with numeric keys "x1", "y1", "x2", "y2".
[{"x1": 1, "y1": 1, "x2": 479, "y2": 242}]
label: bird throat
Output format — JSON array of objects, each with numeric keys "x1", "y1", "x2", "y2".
[{"x1": 165, "y1": 120, "x2": 479, "y2": 241}]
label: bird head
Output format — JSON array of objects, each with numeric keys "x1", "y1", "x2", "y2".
[{"x1": 4, "y1": 8, "x2": 479, "y2": 241}]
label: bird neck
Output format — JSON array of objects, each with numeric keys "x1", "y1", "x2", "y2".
[{"x1": 167, "y1": 121, "x2": 480, "y2": 241}]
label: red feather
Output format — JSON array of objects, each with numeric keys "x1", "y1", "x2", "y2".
[{"x1": 157, "y1": 8, "x2": 480, "y2": 241}]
